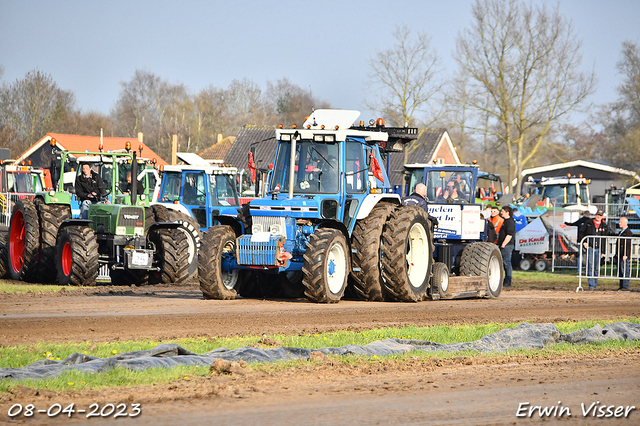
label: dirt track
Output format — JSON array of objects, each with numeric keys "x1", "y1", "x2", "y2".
[
  {"x1": 1, "y1": 284, "x2": 639, "y2": 424},
  {"x1": 1, "y1": 284, "x2": 640, "y2": 346}
]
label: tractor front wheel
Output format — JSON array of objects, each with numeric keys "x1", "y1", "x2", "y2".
[
  {"x1": 55, "y1": 225, "x2": 99, "y2": 286},
  {"x1": 199, "y1": 225, "x2": 242, "y2": 300},
  {"x1": 302, "y1": 229, "x2": 350, "y2": 303}
]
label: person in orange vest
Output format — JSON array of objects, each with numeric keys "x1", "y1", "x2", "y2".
[{"x1": 489, "y1": 205, "x2": 504, "y2": 241}]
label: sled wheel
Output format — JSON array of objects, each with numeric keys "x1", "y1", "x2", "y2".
[
  {"x1": 519, "y1": 257, "x2": 531, "y2": 271},
  {"x1": 381, "y1": 206, "x2": 433, "y2": 302},
  {"x1": 302, "y1": 229, "x2": 350, "y2": 303},
  {"x1": 460, "y1": 242, "x2": 503, "y2": 299},
  {"x1": 432, "y1": 262, "x2": 450, "y2": 299}
]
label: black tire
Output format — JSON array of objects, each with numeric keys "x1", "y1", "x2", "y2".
[
  {"x1": 8, "y1": 198, "x2": 40, "y2": 281},
  {"x1": 350, "y1": 202, "x2": 394, "y2": 301},
  {"x1": 149, "y1": 228, "x2": 190, "y2": 284},
  {"x1": 519, "y1": 257, "x2": 531, "y2": 271},
  {"x1": 152, "y1": 205, "x2": 201, "y2": 280},
  {"x1": 167, "y1": 210, "x2": 201, "y2": 280},
  {"x1": 380, "y1": 206, "x2": 433, "y2": 302},
  {"x1": 302, "y1": 229, "x2": 350, "y2": 303},
  {"x1": 0, "y1": 226, "x2": 8, "y2": 279},
  {"x1": 460, "y1": 242, "x2": 503, "y2": 299},
  {"x1": 431, "y1": 262, "x2": 450, "y2": 299},
  {"x1": 534, "y1": 258, "x2": 547, "y2": 272},
  {"x1": 34, "y1": 201, "x2": 72, "y2": 283},
  {"x1": 199, "y1": 225, "x2": 242, "y2": 300},
  {"x1": 55, "y1": 225, "x2": 99, "y2": 286}
]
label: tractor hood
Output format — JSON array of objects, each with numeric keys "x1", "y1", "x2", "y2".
[{"x1": 248, "y1": 195, "x2": 320, "y2": 219}]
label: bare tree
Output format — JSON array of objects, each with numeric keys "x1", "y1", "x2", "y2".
[
  {"x1": 265, "y1": 78, "x2": 329, "y2": 126},
  {"x1": 365, "y1": 25, "x2": 445, "y2": 128},
  {"x1": 0, "y1": 70, "x2": 75, "y2": 155},
  {"x1": 455, "y1": 0, "x2": 596, "y2": 195}
]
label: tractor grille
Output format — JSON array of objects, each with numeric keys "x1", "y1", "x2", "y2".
[
  {"x1": 251, "y1": 216, "x2": 287, "y2": 237},
  {"x1": 237, "y1": 235, "x2": 285, "y2": 266},
  {"x1": 118, "y1": 207, "x2": 145, "y2": 228}
]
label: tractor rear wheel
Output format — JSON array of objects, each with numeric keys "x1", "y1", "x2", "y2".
[
  {"x1": 199, "y1": 225, "x2": 242, "y2": 300},
  {"x1": 34, "y1": 201, "x2": 71, "y2": 283},
  {"x1": 149, "y1": 228, "x2": 190, "y2": 284},
  {"x1": 350, "y1": 202, "x2": 394, "y2": 301},
  {"x1": 302, "y1": 229, "x2": 350, "y2": 303},
  {"x1": 460, "y1": 242, "x2": 503, "y2": 299},
  {"x1": 0, "y1": 227, "x2": 8, "y2": 279},
  {"x1": 55, "y1": 225, "x2": 99, "y2": 286},
  {"x1": 380, "y1": 206, "x2": 433, "y2": 302},
  {"x1": 8, "y1": 198, "x2": 40, "y2": 281},
  {"x1": 152, "y1": 205, "x2": 201, "y2": 280}
]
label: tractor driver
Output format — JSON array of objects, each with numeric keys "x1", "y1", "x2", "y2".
[
  {"x1": 76, "y1": 163, "x2": 109, "y2": 219},
  {"x1": 438, "y1": 180, "x2": 467, "y2": 203},
  {"x1": 310, "y1": 144, "x2": 339, "y2": 193}
]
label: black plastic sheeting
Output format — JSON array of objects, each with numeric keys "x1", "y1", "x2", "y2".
[{"x1": 2, "y1": 322, "x2": 639, "y2": 381}]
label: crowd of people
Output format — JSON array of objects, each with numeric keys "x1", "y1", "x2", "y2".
[{"x1": 403, "y1": 180, "x2": 634, "y2": 292}]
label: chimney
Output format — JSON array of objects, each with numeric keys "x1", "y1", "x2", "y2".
[
  {"x1": 217, "y1": 133, "x2": 223, "y2": 143},
  {"x1": 171, "y1": 135, "x2": 178, "y2": 165}
]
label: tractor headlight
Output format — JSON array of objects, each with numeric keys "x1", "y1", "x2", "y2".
[
  {"x1": 269, "y1": 224, "x2": 281, "y2": 236},
  {"x1": 140, "y1": 194, "x2": 146, "y2": 200},
  {"x1": 134, "y1": 227, "x2": 144, "y2": 236},
  {"x1": 252, "y1": 224, "x2": 263, "y2": 233},
  {"x1": 116, "y1": 226, "x2": 126, "y2": 235}
]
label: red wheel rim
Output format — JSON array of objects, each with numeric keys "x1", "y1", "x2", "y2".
[
  {"x1": 10, "y1": 210, "x2": 25, "y2": 274},
  {"x1": 61, "y1": 241, "x2": 72, "y2": 277}
]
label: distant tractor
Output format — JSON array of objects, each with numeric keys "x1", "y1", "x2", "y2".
[
  {"x1": 6, "y1": 140, "x2": 192, "y2": 286},
  {"x1": 402, "y1": 163, "x2": 504, "y2": 299}
]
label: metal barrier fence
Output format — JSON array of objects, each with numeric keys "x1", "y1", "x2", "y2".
[
  {"x1": 1, "y1": 192, "x2": 36, "y2": 227},
  {"x1": 576, "y1": 235, "x2": 640, "y2": 291},
  {"x1": 550, "y1": 202, "x2": 640, "y2": 272}
]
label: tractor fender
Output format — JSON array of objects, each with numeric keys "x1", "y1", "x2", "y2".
[
  {"x1": 58, "y1": 219, "x2": 92, "y2": 230},
  {"x1": 315, "y1": 220, "x2": 349, "y2": 241},
  {"x1": 355, "y1": 194, "x2": 401, "y2": 220},
  {"x1": 147, "y1": 222, "x2": 181, "y2": 233},
  {"x1": 150, "y1": 202, "x2": 190, "y2": 216},
  {"x1": 214, "y1": 215, "x2": 243, "y2": 236}
]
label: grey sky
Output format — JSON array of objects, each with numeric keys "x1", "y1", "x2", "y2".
[{"x1": 1, "y1": 0, "x2": 639, "y2": 125}]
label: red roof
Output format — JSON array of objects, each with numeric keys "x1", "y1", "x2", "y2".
[{"x1": 16, "y1": 133, "x2": 168, "y2": 166}]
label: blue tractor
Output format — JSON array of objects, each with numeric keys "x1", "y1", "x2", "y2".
[
  {"x1": 198, "y1": 109, "x2": 436, "y2": 303},
  {"x1": 401, "y1": 163, "x2": 504, "y2": 299}
]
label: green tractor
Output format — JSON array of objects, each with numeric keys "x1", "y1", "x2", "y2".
[{"x1": 6, "y1": 140, "x2": 191, "y2": 286}]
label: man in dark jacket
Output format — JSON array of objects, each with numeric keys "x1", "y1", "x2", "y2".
[
  {"x1": 497, "y1": 206, "x2": 516, "y2": 287},
  {"x1": 582, "y1": 209, "x2": 609, "y2": 290},
  {"x1": 617, "y1": 216, "x2": 633, "y2": 291},
  {"x1": 75, "y1": 163, "x2": 108, "y2": 219},
  {"x1": 565, "y1": 210, "x2": 591, "y2": 243},
  {"x1": 401, "y1": 183, "x2": 439, "y2": 228}
]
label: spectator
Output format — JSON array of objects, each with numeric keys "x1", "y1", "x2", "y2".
[
  {"x1": 582, "y1": 209, "x2": 609, "y2": 290},
  {"x1": 401, "y1": 183, "x2": 439, "y2": 228},
  {"x1": 617, "y1": 216, "x2": 633, "y2": 291},
  {"x1": 497, "y1": 206, "x2": 516, "y2": 288},
  {"x1": 123, "y1": 172, "x2": 144, "y2": 195},
  {"x1": 489, "y1": 205, "x2": 504, "y2": 241},
  {"x1": 565, "y1": 210, "x2": 591, "y2": 244},
  {"x1": 75, "y1": 163, "x2": 108, "y2": 219}
]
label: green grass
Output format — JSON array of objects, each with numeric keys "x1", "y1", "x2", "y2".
[
  {"x1": 0, "y1": 281, "x2": 67, "y2": 293},
  {"x1": 1, "y1": 318, "x2": 639, "y2": 393},
  {"x1": 511, "y1": 270, "x2": 627, "y2": 290}
]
